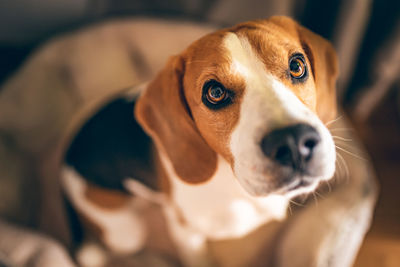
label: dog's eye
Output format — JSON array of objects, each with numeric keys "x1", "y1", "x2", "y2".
[
  {"x1": 207, "y1": 84, "x2": 226, "y2": 104},
  {"x1": 202, "y1": 80, "x2": 232, "y2": 109},
  {"x1": 289, "y1": 54, "x2": 307, "y2": 80}
]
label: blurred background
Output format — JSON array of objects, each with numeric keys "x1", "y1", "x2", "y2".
[{"x1": 0, "y1": 0, "x2": 399, "y2": 265}]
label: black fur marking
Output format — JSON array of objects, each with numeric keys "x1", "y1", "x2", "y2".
[{"x1": 65, "y1": 98, "x2": 156, "y2": 192}]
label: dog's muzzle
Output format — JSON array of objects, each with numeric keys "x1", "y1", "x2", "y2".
[{"x1": 261, "y1": 123, "x2": 321, "y2": 188}]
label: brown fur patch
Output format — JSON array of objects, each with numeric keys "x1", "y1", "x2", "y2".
[
  {"x1": 84, "y1": 183, "x2": 130, "y2": 210},
  {"x1": 182, "y1": 32, "x2": 246, "y2": 165},
  {"x1": 296, "y1": 23, "x2": 339, "y2": 123},
  {"x1": 153, "y1": 145, "x2": 171, "y2": 195},
  {"x1": 135, "y1": 56, "x2": 218, "y2": 184}
]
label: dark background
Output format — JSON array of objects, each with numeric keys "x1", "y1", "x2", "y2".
[
  {"x1": 1, "y1": 0, "x2": 400, "y2": 108},
  {"x1": 0, "y1": 0, "x2": 399, "y2": 265}
]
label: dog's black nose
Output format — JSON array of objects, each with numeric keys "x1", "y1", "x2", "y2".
[{"x1": 261, "y1": 124, "x2": 320, "y2": 172}]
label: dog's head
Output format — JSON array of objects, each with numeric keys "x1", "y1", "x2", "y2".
[{"x1": 135, "y1": 16, "x2": 338, "y2": 198}]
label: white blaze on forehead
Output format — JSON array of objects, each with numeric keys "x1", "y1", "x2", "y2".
[
  {"x1": 223, "y1": 33, "x2": 336, "y2": 196},
  {"x1": 232, "y1": 60, "x2": 250, "y2": 77},
  {"x1": 223, "y1": 32, "x2": 313, "y2": 122},
  {"x1": 224, "y1": 33, "x2": 268, "y2": 90}
]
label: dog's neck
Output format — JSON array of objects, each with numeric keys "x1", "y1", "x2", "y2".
[{"x1": 159, "y1": 153, "x2": 289, "y2": 240}]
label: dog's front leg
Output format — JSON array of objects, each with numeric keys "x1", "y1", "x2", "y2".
[
  {"x1": 125, "y1": 178, "x2": 216, "y2": 267},
  {"x1": 162, "y1": 205, "x2": 216, "y2": 267},
  {"x1": 275, "y1": 122, "x2": 378, "y2": 267}
]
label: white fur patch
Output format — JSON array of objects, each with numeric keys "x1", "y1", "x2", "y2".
[
  {"x1": 161, "y1": 153, "x2": 288, "y2": 240},
  {"x1": 61, "y1": 166, "x2": 146, "y2": 254},
  {"x1": 76, "y1": 242, "x2": 107, "y2": 267}
]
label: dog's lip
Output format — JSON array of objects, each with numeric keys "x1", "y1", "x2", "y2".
[
  {"x1": 284, "y1": 176, "x2": 314, "y2": 191},
  {"x1": 288, "y1": 179, "x2": 310, "y2": 190}
]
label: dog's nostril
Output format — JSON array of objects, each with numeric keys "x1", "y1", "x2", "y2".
[
  {"x1": 274, "y1": 145, "x2": 293, "y2": 166},
  {"x1": 299, "y1": 134, "x2": 320, "y2": 161},
  {"x1": 304, "y1": 139, "x2": 317, "y2": 149}
]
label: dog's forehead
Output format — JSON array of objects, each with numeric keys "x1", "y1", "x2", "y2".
[
  {"x1": 185, "y1": 19, "x2": 300, "y2": 66},
  {"x1": 183, "y1": 20, "x2": 305, "y2": 89},
  {"x1": 183, "y1": 19, "x2": 315, "y2": 110}
]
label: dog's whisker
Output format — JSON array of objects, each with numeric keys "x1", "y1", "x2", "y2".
[
  {"x1": 288, "y1": 202, "x2": 293, "y2": 215},
  {"x1": 314, "y1": 190, "x2": 326, "y2": 200},
  {"x1": 334, "y1": 141, "x2": 367, "y2": 158},
  {"x1": 333, "y1": 139, "x2": 360, "y2": 152},
  {"x1": 335, "y1": 145, "x2": 367, "y2": 161},
  {"x1": 325, "y1": 115, "x2": 343, "y2": 127},
  {"x1": 312, "y1": 192, "x2": 319, "y2": 207},
  {"x1": 336, "y1": 152, "x2": 347, "y2": 172},
  {"x1": 325, "y1": 180, "x2": 332, "y2": 193},
  {"x1": 334, "y1": 137, "x2": 367, "y2": 153},
  {"x1": 332, "y1": 135, "x2": 352, "y2": 142},
  {"x1": 289, "y1": 199, "x2": 305, "y2": 207},
  {"x1": 336, "y1": 152, "x2": 350, "y2": 183},
  {"x1": 296, "y1": 194, "x2": 309, "y2": 205},
  {"x1": 334, "y1": 153, "x2": 344, "y2": 180},
  {"x1": 329, "y1": 127, "x2": 354, "y2": 132},
  {"x1": 334, "y1": 155, "x2": 343, "y2": 181}
]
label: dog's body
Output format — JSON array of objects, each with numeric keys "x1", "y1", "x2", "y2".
[
  {"x1": 62, "y1": 17, "x2": 377, "y2": 267},
  {"x1": 0, "y1": 17, "x2": 377, "y2": 267}
]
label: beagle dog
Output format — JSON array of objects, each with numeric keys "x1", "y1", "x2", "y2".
[{"x1": 63, "y1": 16, "x2": 377, "y2": 267}]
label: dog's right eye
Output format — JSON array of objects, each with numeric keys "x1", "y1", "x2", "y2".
[
  {"x1": 289, "y1": 53, "x2": 308, "y2": 82},
  {"x1": 202, "y1": 80, "x2": 233, "y2": 110}
]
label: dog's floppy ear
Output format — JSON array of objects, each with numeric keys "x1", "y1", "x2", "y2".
[
  {"x1": 297, "y1": 24, "x2": 339, "y2": 123},
  {"x1": 135, "y1": 55, "x2": 217, "y2": 184}
]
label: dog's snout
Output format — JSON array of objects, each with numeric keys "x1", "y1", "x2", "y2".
[{"x1": 261, "y1": 124, "x2": 321, "y2": 172}]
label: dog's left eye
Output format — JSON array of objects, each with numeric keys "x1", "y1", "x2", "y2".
[
  {"x1": 289, "y1": 54, "x2": 307, "y2": 80},
  {"x1": 202, "y1": 80, "x2": 232, "y2": 109},
  {"x1": 207, "y1": 84, "x2": 226, "y2": 103}
]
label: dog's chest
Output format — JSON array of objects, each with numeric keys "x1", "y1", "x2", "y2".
[{"x1": 162, "y1": 155, "x2": 289, "y2": 240}]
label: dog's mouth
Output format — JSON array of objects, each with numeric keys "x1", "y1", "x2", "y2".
[
  {"x1": 284, "y1": 175, "x2": 316, "y2": 191},
  {"x1": 267, "y1": 165, "x2": 323, "y2": 196},
  {"x1": 238, "y1": 166, "x2": 324, "y2": 197},
  {"x1": 270, "y1": 177, "x2": 319, "y2": 198}
]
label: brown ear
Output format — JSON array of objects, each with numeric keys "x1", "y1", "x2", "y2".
[
  {"x1": 135, "y1": 56, "x2": 217, "y2": 184},
  {"x1": 297, "y1": 24, "x2": 339, "y2": 123}
]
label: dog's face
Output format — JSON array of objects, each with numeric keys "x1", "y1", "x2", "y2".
[{"x1": 136, "y1": 16, "x2": 338, "y2": 198}]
